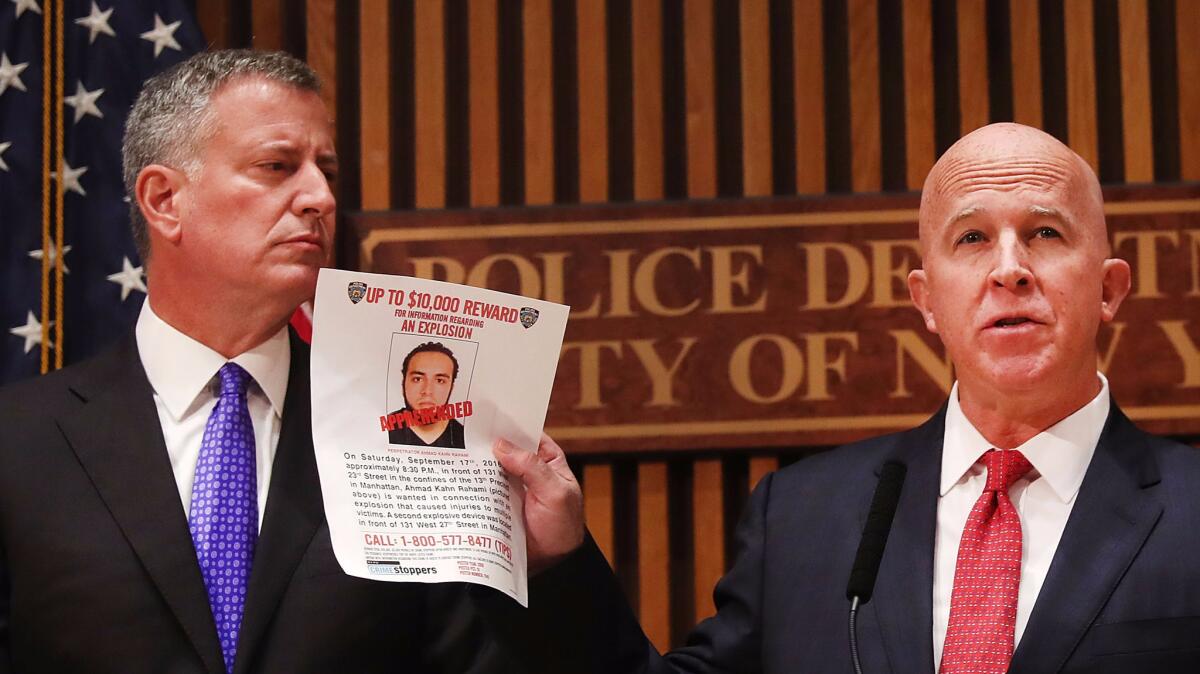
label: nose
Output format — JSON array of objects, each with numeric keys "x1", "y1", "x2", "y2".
[
  {"x1": 292, "y1": 161, "x2": 336, "y2": 220},
  {"x1": 988, "y1": 232, "x2": 1034, "y2": 290}
]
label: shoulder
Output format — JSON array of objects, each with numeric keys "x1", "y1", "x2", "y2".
[{"x1": 0, "y1": 336, "x2": 141, "y2": 429}]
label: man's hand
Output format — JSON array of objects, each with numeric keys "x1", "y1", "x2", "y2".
[{"x1": 493, "y1": 434, "x2": 584, "y2": 574}]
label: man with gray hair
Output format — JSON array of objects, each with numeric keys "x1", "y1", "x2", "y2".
[{"x1": 0, "y1": 49, "x2": 514, "y2": 673}]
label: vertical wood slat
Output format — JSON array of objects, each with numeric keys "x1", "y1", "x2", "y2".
[
  {"x1": 740, "y1": 0, "x2": 772, "y2": 196},
  {"x1": 956, "y1": 0, "x2": 989, "y2": 133},
  {"x1": 793, "y1": 0, "x2": 825, "y2": 194},
  {"x1": 251, "y1": 0, "x2": 283, "y2": 49},
  {"x1": 692, "y1": 458, "x2": 724, "y2": 622},
  {"x1": 1009, "y1": 0, "x2": 1043, "y2": 128},
  {"x1": 1064, "y1": 0, "x2": 1099, "y2": 172},
  {"x1": 685, "y1": 0, "x2": 718, "y2": 198},
  {"x1": 637, "y1": 461, "x2": 671, "y2": 653},
  {"x1": 196, "y1": 1, "x2": 231, "y2": 49},
  {"x1": 1118, "y1": 0, "x2": 1153, "y2": 183},
  {"x1": 1181, "y1": 0, "x2": 1200, "y2": 181},
  {"x1": 902, "y1": 0, "x2": 934, "y2": 191},
  {"x1": 578, "y1": 0, "x2": 609, "y2": 202},
  {"x1": 305, "y1": 0, "x2": 337, "y2": 129},
  {"x1": 358, "y1": 0, "x2": 391, "y2": 209},
  {"x1": 749, "y1": 455, "x2": 778, "y2": 491},
  {"x1": 583, "y1": 463, "x2": 615, "y2": 564},
  {"x1": 414, "y1": 0, "x2": 446, "y2": 208},
  {"x1": 848, "y1": 0, "x2": 880, "y2": 192},
  {"x1": 523, "y1": 0, "x2": 555, "y2": 205},
  {"x1": 469, "y1": 0, "x2": 501, "y2": 206},
  {"x1": 633, "y1": 0, "x2": 664, "y2": 200}
]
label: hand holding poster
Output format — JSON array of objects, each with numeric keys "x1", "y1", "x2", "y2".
[{"x1": 310, "y1": 268, "x2": 568, "y2": 605}]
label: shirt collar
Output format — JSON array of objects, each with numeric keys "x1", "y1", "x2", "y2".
[
  {"x1": 135, "y1": 301, "x2": 291, "y2": 421},
  {"x1": 940, "y1": 373, "x2": 1110, "y2": 502}
]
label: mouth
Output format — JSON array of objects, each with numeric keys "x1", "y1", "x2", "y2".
[
  {"x1": 279, "y1": 234, "x2": 325, "y2": 251},
  {"x1": 984, "y1": 315, "x2": 1045, "y2": 331}
]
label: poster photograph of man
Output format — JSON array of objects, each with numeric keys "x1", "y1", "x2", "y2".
[{"x1": 385, "y1": 337, "x2": 478, "y2": 449}]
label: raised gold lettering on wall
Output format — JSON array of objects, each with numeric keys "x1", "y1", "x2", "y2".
[
  {"x1": 799, "y1": 242, "x2": 870, "y2": 310},
  {"x1": 628, "y1": 338, "x2": 699, "y2": 407},
  {"x1": 409, "y1": 256, "x2": 466, "y2": 284},
  {"x1": 606, "y1": 249, "x2": 636, "y2": 318},
  {"x1": 1158, "y1": 321, "x2": 1200, "y2": 388},
  {"x1": 633, "y1": 247, "x2": 702, "y2": 317},
  {"x1": 803, "y1": 332, "x2": 859, "y2": 401},
  {"x1": 1113, "y1": 230, "x2": 1179, "y2": 299},
  {"x1": 1187, "y1": 230, "x2": 1200, "y2": 297},
  {"x1": 728, "y1": 334, "x2": 805, "y2": 403},
  {"x1": 1097, "y1": 322, "x2": 1127, "y2": 373},
  {"x1": 706, "y1": 244, "x2": 768, "y2": 314},
  {"x1": 561, "y1": 340, "x2": 623, "y2": 409},
  {"x1": 537, "y1": 252, "x2": 603, "y2": 318},
  {"x1": 466, "y1": 253, "x2": 543, "y2": 297},
  {"x1": 889, "y1": 329, "x2": 953, "y2": 398},
  {"x1": 868, "y1": 240, "x2": 921, "y2": 308}
]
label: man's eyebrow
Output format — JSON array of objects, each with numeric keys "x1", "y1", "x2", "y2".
[
  {"x1": 950, "y1": 206, "x2": 981, "y2": 223},
  {"x1": 1028, "y1": 204, "x2": 1065, "y2": 220}
]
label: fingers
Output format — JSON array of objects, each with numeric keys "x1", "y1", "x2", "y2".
[{"x1": 493, "y1": 438, "x2": 558, "y2": 490}]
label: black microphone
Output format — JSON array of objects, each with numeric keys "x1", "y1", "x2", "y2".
[{"x1": 845, "y1": 460, "x2": 907, "y2": 674}]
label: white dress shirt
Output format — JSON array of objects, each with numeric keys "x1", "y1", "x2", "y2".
[
  {"x1": 135, "y1": 302, "x2": 290, "y2": 531},
  {"x1": 931, "y1": 374, "x2": 1110, "y2": 665}
]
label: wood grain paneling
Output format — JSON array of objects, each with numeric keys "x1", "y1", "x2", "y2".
[
  {"x1": 692, "y1": 458, "x2": 724, "y2": 622},
  {"x1": 358, "y1": 0, "x2": 390, "y2": 209},
  {"x1": 903, "y1": 0, "x2": 935, "y2": 190},
  {"x1": 305, "y1": 0, "x2": 337, "y2": 129},
  {"x1": 523, "y1": 0, "x2": 555, "y2": 204},
  {"x1": 740, "y1": 0, "x2": 772, "y2": 196},
  {"x1": 1118, "y1": 0, "x2": 1153, "y2": 183},
  {"x1": 749, "y1": 455, "x2": 778, "y2": 491},
  {"x1": 1065, "y1": 0, "x2": 1099, "y2": 171},
  {"x1": 1009, "y1": 0, "x2": 1043, "y2": 128},
  {"x1": 251, "y1": 0, "x2": 283, "y2": 50},
  {"x1": 633, "y1": 0, "x2": 664, "y2": 200},
  {"x1": 415, "y1": 0, "x2": 446, "y2": 208},
  {"x1": 848, "y1": 0, "x2": 880, "y2": 192},
  {"x1": 793, "y1": 0, "x2": 825, "y2": 194},
  {"x1": 1177, "y1": 0, "x2": 1200, "y2": 180},
  {"x1": 638, "y1": 461, "x2": 671, "y2": 652},
  {"x1": 578, "y1": 0, "x2": 609, "y2": 203},
  {"x1": 470, "y1": 0, "x2": 501, "y2": 206},
  {"x1": 685, "y1": 0, "x2": 717, "y2": 198},
  {"x1": 583, "y1": 463, "x2": 615, "y2": 564},
  {"x1": 956, "y1": 0, "x2": 989, "y2": 134}
]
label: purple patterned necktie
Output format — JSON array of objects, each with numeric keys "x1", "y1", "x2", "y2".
[{"x1": 189, "y1": 362, "x2": 258, "y2": 674}]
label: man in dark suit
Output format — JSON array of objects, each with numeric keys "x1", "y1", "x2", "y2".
[
  {"x1": 0, "y1": 49, "x2": 512, "y2": 673},
  {"x1": 490, "y1": 123, "x2": 1200, "y2": 672}
]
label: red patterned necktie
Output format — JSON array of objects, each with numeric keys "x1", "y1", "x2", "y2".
[{"x1": 939, "y1": 449, "x2": 1033, "y2": 674}]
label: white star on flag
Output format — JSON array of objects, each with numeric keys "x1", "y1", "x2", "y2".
[
  {"x1": 107, "y1": 257, "x2": 147, "y2": 300},
  {"x1": 0, "y1": 141, "x2": 10, "y2": 172},
  {"x1": 0, "y1": 53, "x2": 29, "y2": 97},
  {"x1": 60, "y1": 161, "x2": 88, "y2": 196},
  {"x1": 9, "y1": 311, "x2": 52, "y2": 354},
  {"x1": 28, "y1": 245, "x2": 72, "y2": 274},
  {"x1": 140, "y1": 14, "x2": 182, "y2": 57},
  {"x1": 64, "y1": 82, "x2": 105, "y2": 123},
  {"x1": 74, "y1": 2, "x2": 116, "y2": 44},
  {"x1": 10, "y1": 0, "x2": 41, "y2": 18}
]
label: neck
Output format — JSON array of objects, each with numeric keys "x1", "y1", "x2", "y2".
[
  {"x1": 411, "y1": 418, "x2": 449, "y2": 443},
  {"x1": 956, "y1": 370, "x2": 1102, "y2": 449},
  {"x1": 147, "y1": 269, "x2": 295, "y2": 358}
]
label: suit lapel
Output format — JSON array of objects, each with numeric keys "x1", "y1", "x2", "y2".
[
  {"x1": 234, "y1": 333, "x2": 325, "y2": 674},
  {"x1": 1009, "y1": 406, "x2": 1163, "y2": 672},
  {"x1": 871, "y1": 409, "x2": 945, "y2": 674},
  {"x1": 58, "y1": 335, "x2": 225, "y2": 674}
]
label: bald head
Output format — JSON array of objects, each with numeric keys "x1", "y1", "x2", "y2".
[{"x1": 918, "y1": 123, "x2": 1107, "y2": 256}]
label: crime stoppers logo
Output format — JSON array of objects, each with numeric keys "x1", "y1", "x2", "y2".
[
  {"x1": 347, "y1": 281, "x2": 368, "y2": 304},
  {"x1": 519, "y1": 307, "x2": 539, "y2": 329}
]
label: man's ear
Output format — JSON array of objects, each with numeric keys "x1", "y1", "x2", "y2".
[
  {"x1": 907, "y1": 268, "x2": 938, "y2": 334},
  {"x1": 1099, "y1": 258, "x2": 1132, "y2": 322},
  {"x1": 135, "y1": 164, "x2": 187, "y2": 244}
]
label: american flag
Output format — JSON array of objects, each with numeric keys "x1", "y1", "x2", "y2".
[{"x1": 0, "y1": 0, "x2": 204, "y2": 384}]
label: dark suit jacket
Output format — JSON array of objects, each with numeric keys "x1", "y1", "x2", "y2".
[
  {"x1": 0, "y1": 332, "x2": 516, "y2": 673},
  {"x1": 485, "y1": 404, "x2": 1200, "y2": 673}
]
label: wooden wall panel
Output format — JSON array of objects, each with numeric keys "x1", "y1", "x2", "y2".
[
  {"x1": 685, "y1": 0, "x2": 717, "y2": 198},
  {"x1": 523, "y1": 0, "x2": 555, "y2": 205},
  {"x1": 414, "y1": 1, "x2": 446, "y2": 208},
  {"x1": 304, "y1": 0, "x2": 336, "y2": 130},
  {"x1": 637, "y1": 461, "x2": 670, "y2": 653},
  {"x1": 692, "y1": 458, "x2": 724, "y2": 622},
  {"x1": 956, "y1": 0, "x2": 989, "y2": 134},
  {"x1": 633, "y1": 0, "x2": 664, "y2": 201},
  {"x1": 358, "y1": 0, "x2": 390, "y2": 210},
  {"x1": 583, "y1": 463, "x2": 615, "y2": 563},
  {"x1": 749, "y1": 455, "x2": 778, "y2": 491},
  {"x1": 1065, "y1": 0, "x2": 1099, "y2": 171},
  {"x1": 578, "y1": 0, "x2": 609, "y2": 203},
  {"x1": 1177, "y1": 0, "x2": 1200, "y2": 180},
  {"x1": 903, "y1": 0, "x2": 935, "y2": 190},
  {"x1": 251, "y1": 0, "x2": 283, "y2": 50},
  {"x1": 1009, "y1": 0, "x2": 1043, "y2": 128},
  {"x1": 740, "y1": 0, "x2": 772, "y2": 196},
  {"x1": 793, "y1": 0, "x2": 825, "y2": 194},
  {"x1": 469, "y1": 0, "x2": 501, "y2": 206},
  {"x1": 1118, "y1": 0, "x2": 1153, "y2": 183},
  {"x1": 848, "y1": 0, "x2": 880, "y2": 192}
]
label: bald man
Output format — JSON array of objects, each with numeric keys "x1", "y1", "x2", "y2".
[{"x1": 484, "y1": 124, "x2": 1200, "y2": 673}]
